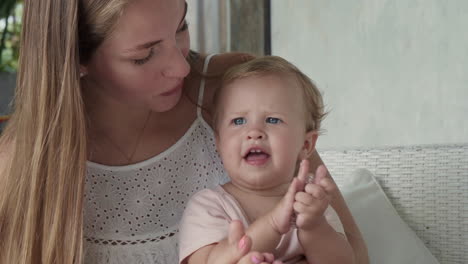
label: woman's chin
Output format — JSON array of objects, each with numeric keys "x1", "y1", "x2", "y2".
[{"x1": 151, "y1": 89, "x2": 183, "y2": 112}]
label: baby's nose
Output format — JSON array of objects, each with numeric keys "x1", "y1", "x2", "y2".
[{"x1": 247, "y1": 129, "x2": 265, "y2": 140}]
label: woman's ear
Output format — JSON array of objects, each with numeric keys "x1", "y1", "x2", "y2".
[
  {"x1": 299, "y1": 130, "x2": 318, "y2": 160},
  {"x1": 80, "y1": 65, "x2": 88, "y2": 78}
]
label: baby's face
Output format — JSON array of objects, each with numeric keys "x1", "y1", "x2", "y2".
[{"x1": 215, "y1": 75, "x2": 314, "y2": 193}]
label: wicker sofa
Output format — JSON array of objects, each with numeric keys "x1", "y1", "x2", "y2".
[{"x1": 319, "y1": 143, "x2": 468, "y2": 264}]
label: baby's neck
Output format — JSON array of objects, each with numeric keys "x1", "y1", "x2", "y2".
[
  {"x1": 223, "y1": 181, "x2": 289, "y2": 197},
  {"x1": 222, "y1": 182, "x2": 288, "y2": 223}
]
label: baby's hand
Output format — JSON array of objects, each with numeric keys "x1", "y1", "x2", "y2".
[
  {"x1": 267, "y1": 177, "x2": 300, "y2": 235},
  {"x1": 294, "y1": 160, "x2": 331, "y2": 231}
]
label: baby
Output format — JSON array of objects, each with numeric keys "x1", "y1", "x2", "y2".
[{"x1": 179, "y1": 56, "x2": 354, "y2": 264}]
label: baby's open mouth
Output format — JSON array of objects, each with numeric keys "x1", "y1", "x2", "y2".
[{"x1": 244, "y1": 148, "x2": 270, "y2": 164}]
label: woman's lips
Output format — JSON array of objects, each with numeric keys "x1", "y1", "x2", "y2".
[{"x1": 161, "y1": 80, "x2": 184, "y2": 96}]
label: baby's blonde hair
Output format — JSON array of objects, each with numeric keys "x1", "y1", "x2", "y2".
[{"x1": 213, "y1": 56, "x2": 326, "y2": 132}]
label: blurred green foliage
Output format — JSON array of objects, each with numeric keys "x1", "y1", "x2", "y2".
[{"x1": 0, "y1": 0, "x2": 22, "y2": 73}]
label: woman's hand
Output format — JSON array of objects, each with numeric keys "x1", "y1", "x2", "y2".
[{"x1": 228, "y1": 220, "x2": 283, "y2": 264}]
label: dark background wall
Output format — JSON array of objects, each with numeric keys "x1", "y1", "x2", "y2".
[{"x1": 0, "y1": 72, "x2": 15, "y2": 131}]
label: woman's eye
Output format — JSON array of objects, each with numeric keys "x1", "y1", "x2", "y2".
[
  {"x1": 177, "y1": 21, "x2": 189, "y2": 33},
  {"x1": 232, "y1": 117, "x2": 246, "y2": 126},
  {"x1": 134, "y1": 47, "x2": 154, "y2": 65},
  {"x1": 266, "y1": 117, "x2": 282, "y2": 124}
]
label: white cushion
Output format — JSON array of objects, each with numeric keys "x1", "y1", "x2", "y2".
[{"x1": 339, "y1": 169, "x2": 439, "y2": 264}]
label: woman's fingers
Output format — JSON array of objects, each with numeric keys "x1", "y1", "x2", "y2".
[
  {"x1": 226, "y1": 221, "x2": 282, "y2": 264},
  {"x1": 228, "y1": 220, "x2": 245, "y2": 245},
  {"x1": 262, "y1": 253, "x2": 275, "y2": 263},
  {"x1": 238, "y1": 252, "x2": 283, "y2": 264},
  {"x1": 228, "y1": 220, "x2": 252, "y2": 260}
]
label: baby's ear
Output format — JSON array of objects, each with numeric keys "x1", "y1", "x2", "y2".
[{"x1": 299, "y1": 130, "x2": 318, "y2": 159}]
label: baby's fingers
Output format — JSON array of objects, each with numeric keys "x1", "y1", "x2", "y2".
[
  {"x1": 295, "y1": 191, "x2": 316, "y2": 205},
  {"x1": 284, "y1": 178, "x2": 298, "y2": 205},
  {"x1": 318, "y1": 177, "x2": 338, "y2": 194},
  {"x1": 304, "y1": 184, "x2": 328, "y2": 200},
  {"x1": 293, "y1": 203, "x2": 325, "y2": 228},
  {"x1": 296, "y1": 160, "x2": 310, "y2": 190},
  {"x1": 312, "y1": 165, "x2": 328, "y2": 185},
  {"x1": 313, "y1": 165, "x2": 340, "y2": 195}
]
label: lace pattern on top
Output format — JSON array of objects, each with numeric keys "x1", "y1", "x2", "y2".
[
  {"x1": 85, "y1": 229, "x2": 177, "y2": 246},
  {"x1": 84, "y1": 235, "x2": 179, "y2": 264},
  {"x1": 84, "y1": 54, "x2": 225, "y2": 263}
]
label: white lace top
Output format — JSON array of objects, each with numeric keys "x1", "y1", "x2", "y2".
[{"x1": 84, "y1": 54, "x2": 228, "y2": 264}]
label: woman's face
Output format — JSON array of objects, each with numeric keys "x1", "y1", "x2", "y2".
[{"x1": 83, "y1": 0, "x2": 190, "y2": 112}]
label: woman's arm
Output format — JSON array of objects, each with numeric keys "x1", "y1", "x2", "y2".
[
  {"x1": 299, "y1": 220, "x2": 355, "y2": 264},
  {"x1": 308, "y1": 150, "x2": 369, "y2": 264}
]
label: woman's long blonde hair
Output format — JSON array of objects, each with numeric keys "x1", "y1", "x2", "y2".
[{"x1": 0, "y1": 0, "x2": 127, "y2": 263}]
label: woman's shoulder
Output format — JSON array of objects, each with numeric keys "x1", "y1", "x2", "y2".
[
  {"x1": 190, "y1": 52, "x2": 255, "y2": 75},
  {"x1": 198, "y1": 52, "x2": 256, "y2": 123}
]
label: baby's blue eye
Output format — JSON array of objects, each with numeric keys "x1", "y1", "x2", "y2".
[
  {"x1": 266, "y1": 117, "x2": 282, "y2": 124},
  {"x1": 232, "y1": 117, "x2": 246, "y2": 126}
]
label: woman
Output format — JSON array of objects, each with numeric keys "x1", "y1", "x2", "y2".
[{"x1": 0, "y1": 0, "x2": 367, "y2": 263}]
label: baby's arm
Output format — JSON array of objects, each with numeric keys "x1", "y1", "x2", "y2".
[
  {"x1": 244, "y1": 177, "x2": 300, "y2": 252},
  {"x1": 186, "y1": 180, "x2": 299, "y2": 264},
  {"x1": 295, "y1": 161, "x2": 355, "y2": 264},
  {"x1": 186, "y1": 220, "x2": 280, "y2": 264}
]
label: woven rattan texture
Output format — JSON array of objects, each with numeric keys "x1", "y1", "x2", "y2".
[{"x1": 319, "y1": 144, "x2": 468, "y2": 264}]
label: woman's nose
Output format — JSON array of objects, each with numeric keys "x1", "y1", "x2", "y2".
[{"x1": 162, "y1": 46, "x2": 190, "y2": 78}]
